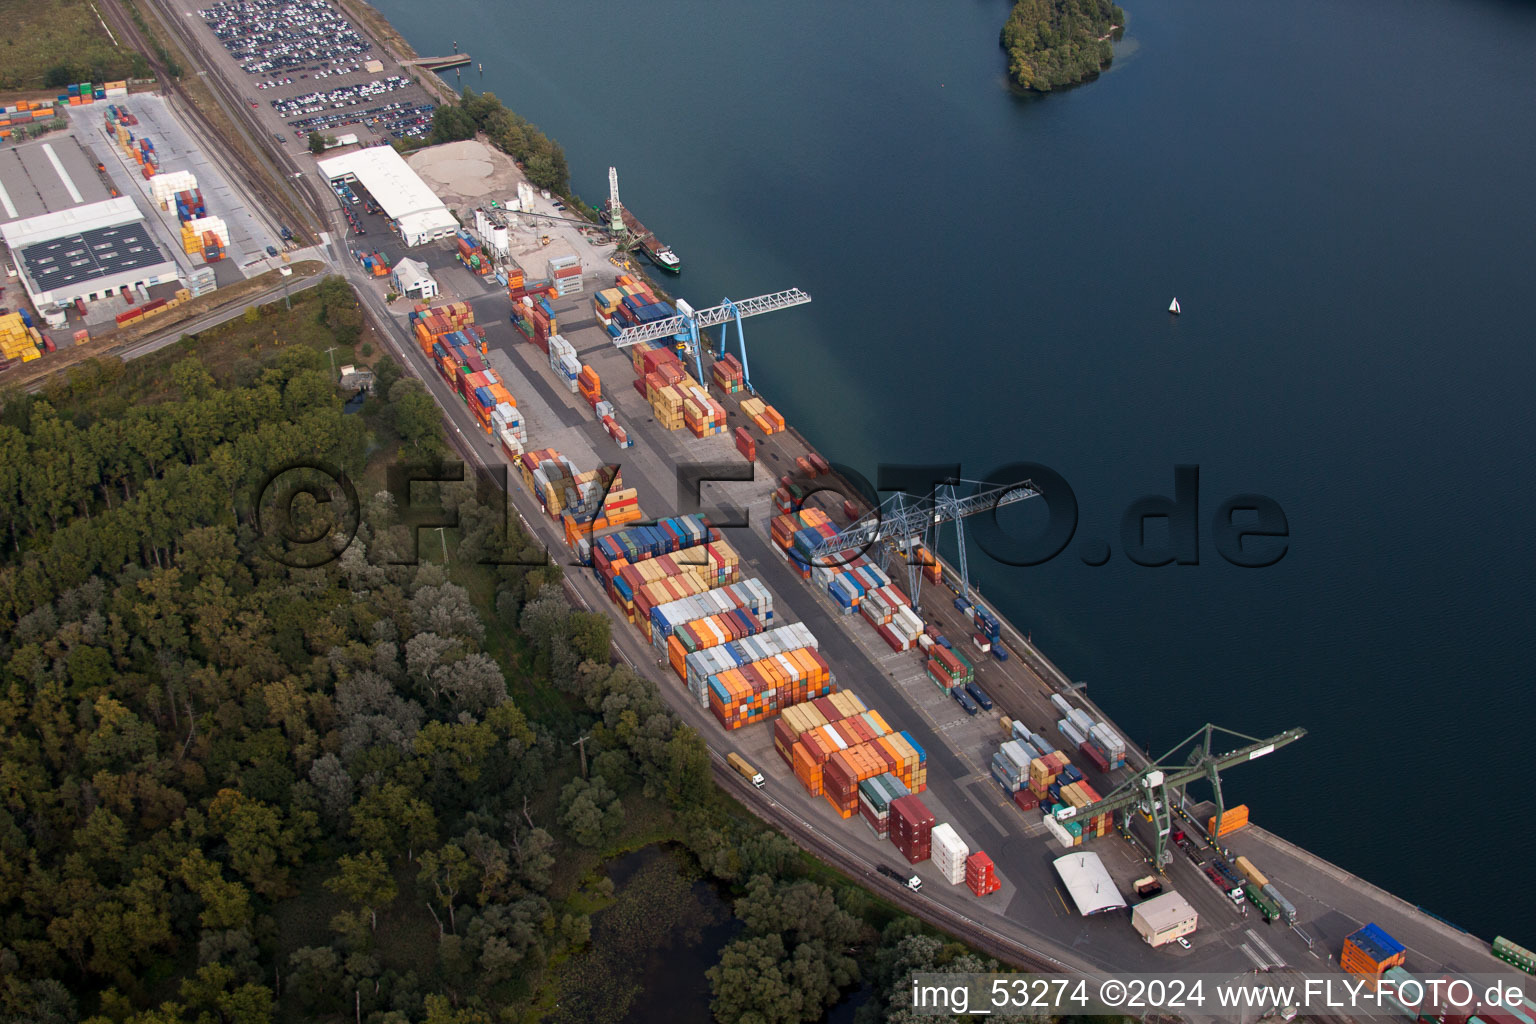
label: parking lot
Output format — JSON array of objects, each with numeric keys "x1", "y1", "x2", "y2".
[{"x1": 186, "y1": 0, "x2": 440, "y2": 145}]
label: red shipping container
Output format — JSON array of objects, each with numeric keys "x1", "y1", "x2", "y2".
[
  {"x1": 965, "y1": 851, "x2": 1001, "y2": 896},
  {"x1": 1013, "y1": 789, "x2": 1039, "y2": 811},
  {"x1": 1078, "y1": 741, "x2": 1110, "y2": 774},
  {"x1": 890, "y1": 794, "x2": 935, "y2": 863}
]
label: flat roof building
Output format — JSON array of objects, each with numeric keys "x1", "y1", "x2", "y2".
[
  {"x1": 318, "y1": 146, "x2": 457, "y2": 246},
  {"x1": 1052, "y1": 853, "x2": 1128, "y2": 917},
  {"x1": 0, "y1": 137, "x2": 111, "y2": 227},
  {"x1": 0, "y1": 196, "x2": 178, "y2": 309},
  {"x1": 1131, "y1": 891, "x2": 1198, "y2": 947}
]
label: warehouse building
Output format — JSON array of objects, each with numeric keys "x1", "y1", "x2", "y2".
[
  {"x1": 0, "y1": 196, "x2": 178, "y2": 309},
  {"x1": 1052, "y1": 853, "x2": 1128, "y2": 917},
  {"x1": 317, "y1": 146, "x2": 457, "y2": 246},
  {"x1": 1131, "y1": 891, "x2": 1198, "y2": 947},
  {"x1": 0, "y1": 136, "x2": 111, "y2": 228},
  {"x1": 391, "y1": 256, "x2": 437, "y2": 299}
]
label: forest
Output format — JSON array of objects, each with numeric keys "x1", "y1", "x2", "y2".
[
  {"x1": 999, "y1": 0, "x2": 1126, "y2": 92},
  {"x1": 0, "y1": 279, "x2": 1034, "y2": 1023}
]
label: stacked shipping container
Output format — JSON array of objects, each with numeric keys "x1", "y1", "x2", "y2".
[
  {"x1": 890, "y1": 795, "x2": 935, "y2": 863},
  {"x1": 966, "y1": 852, "x2": 1001, "y2": 896},
  {"x1": 740, "y1": 396, "x2": 785, "y2": 435},
  {"x1": 1342, "y1": 924, "x2": 1406, "y2": 990},
  {"x1": 931, "y1": 823, "x2": 969, "y2": 884}
]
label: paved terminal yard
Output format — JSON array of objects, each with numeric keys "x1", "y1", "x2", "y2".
[
  {"x1": 65, "y1": 94, "x2": 289, "y2": 280},
  {"x1": 351, "y1": 220, "x2": 1522, "y2": 997}
]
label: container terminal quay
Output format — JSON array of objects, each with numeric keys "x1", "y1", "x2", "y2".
[{"x1": 12, "y1": 0, "x2": 1533, "y2": 1013}]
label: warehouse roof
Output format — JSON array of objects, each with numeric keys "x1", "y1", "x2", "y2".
[
  {"x1": 1131, "y1": 890, "x2": 1197, "y2": 932},
  {"x1": 20, "y1": 220, "x2": 169, "y2": 292},
  {"x1": 0, "y1": 137, "x2": 111, "y2": 226},
  {"x1": 317, "y1": 146, "x2": 456, "y2": 240},
  {"x1": 1052, "y1": 853, "x2": 1127, "y2": 916},
  {"x1": 0, "y1": 195, "x2": 143, "y2": 249}
]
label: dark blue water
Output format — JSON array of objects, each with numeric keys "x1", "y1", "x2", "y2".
[{"x1": 373, "y1": 0, "x2": 1536, "y2": 939}]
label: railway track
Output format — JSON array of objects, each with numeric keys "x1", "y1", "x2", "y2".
[{"x1": 101, "y1": 0, "x2": 322, "y2": 244}]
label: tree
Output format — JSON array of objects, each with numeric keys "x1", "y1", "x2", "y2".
[
  {"x1": 567, "y1": 611, "x2": 610, "y2": 663},
  {"x1": 388, "y1": 379, "x2": 439, "y2": 448},
  {"x1": 707, "y1": 934, "x2": 800, "y2": 1024},
  {"x1": 418, "y1": 843, "x2": 475, "y2": 935},
  {"x1": 309, "y1": 131, "x2": 327, "y2": 154},
  {"x1": 325, "y1": 851, "x2": 398, "y2": 932},
  {"x1": 558, "y1": 775, "x2": 623, "y2": 848}
]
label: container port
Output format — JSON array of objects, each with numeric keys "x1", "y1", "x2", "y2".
[
  {"x1": 75, "y1": 0, "x2": 1535, "y2": 1001},
  {"x1": 386, "y1": 246, "x2": 1535, "y2": 996}
]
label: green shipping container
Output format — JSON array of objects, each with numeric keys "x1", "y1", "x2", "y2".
[{"x1": 1493, "y1": 936, "x2": 1535, "y2": 975}]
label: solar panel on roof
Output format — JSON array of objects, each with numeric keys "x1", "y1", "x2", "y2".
[{"x1": 20, "y1": 222, "x2": 171, "y2": 292}]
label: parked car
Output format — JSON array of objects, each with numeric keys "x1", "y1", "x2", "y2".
[{"x1": 266, "y1": 245, "x2": 278, "y2": 257}]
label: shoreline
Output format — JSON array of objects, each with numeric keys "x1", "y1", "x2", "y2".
[{"x1": 327, "y1": 0, "x2": 1512, "y2": 978}]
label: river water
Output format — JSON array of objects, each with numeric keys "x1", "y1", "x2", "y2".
[{"x1": 371, "y1": 0, "x2": 1536, "y2": 940}]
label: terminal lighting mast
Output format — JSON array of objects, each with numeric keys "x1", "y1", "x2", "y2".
[
  {"x1": 798, "y1": 479, "x2": 1040, "y2": 609},
  {"x1": 1054, "y1": 724, "x2": 1307, "y2": 869},
  {"x1": 610, "y1": 289, "x2": 813, "y2": 390}
]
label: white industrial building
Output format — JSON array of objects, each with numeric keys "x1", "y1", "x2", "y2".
[
  {"x1": 0, "y1": 196, "x2": 178, "y2": 309},
  {"x1": 1131, "y1": 890, "x2": 1198, "y2": 947},
  {"x1": 317, "y1": 146, "x2": 457, "y2": 246},
  {"x1": 1052, "y1": 853, "x2": 1128, "y2": 917},
  {"x1": 391, "y1": 256, "x2": 437, "y2": 299}
]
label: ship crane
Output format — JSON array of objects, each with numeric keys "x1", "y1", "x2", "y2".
[
  {"x1": 797, "y1": 479, "x2": 1039, "y2": 610},
  {"x1": 1054, "y1": 723, "x2": 1307, "y2": 869},
  {"x1": 610, "y1": 288, "x2": 813, "y2": 391}
]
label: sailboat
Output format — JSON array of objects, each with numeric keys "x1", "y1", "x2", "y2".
[{"x1": 1168, "y1": 297, "x2": 1181, "y2": 315}]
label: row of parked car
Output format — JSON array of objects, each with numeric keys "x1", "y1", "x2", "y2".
[
  {"x1": 288, "y1": 99, "x2": 435, "y2": 140},
  {"x1": 198, "y1": 0, "x2": 371, "y2": 75},
  {"x1": 255, "y1": 63, "x2": 362, "y2": 89},
  {"x1": 269, "y1": 76, "x2": 411, "y2": 118}
]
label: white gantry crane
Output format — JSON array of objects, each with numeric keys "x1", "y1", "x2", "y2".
[
  {"x1": 609, "y1": 288, "x2": 812, "y2": 392},
  {"x1": 797, "y1": 479, "x2": 1040, "y2": 610}
]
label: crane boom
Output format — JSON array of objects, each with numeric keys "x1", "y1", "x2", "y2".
[
  {"x1": 611, "y1": 288, "x2": 813, "y2": 348},
  {"x1": 1054, "y1": 727, "x2": 1307, "y2": 824},
  {"x1": 800, "y1": 480, "x2": 1039, "y2": 563}
]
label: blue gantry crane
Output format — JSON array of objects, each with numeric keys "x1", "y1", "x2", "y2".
[{"x1": 609, "y1": 288, "x2": 812, "y2": 393}]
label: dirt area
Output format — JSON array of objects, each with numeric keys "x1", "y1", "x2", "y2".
[{"x1": 404, "y1": 138, "x2": 525, "y2": 212}]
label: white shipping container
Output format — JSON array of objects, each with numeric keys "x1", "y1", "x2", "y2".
[
  {"x1": 1042, "y1": 813, "x2": 1076, "y2": 850},
  {"x1": 1058, "y1": 719, "x2": 1087, "y2": 748},
  {"x1": 1050, "y1": 694, "x2": 1074, "y2": 717}
]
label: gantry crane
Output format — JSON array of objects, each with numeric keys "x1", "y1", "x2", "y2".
[
  {"x1": 1052, "y1": 723, "x2": 1307, "y2": 869},
  {"x1": 796, "y1": 478, "x2": 1039, "y2": 610},
  {"x1": 610, "y1": 288, "x2": 813, "y2": 389}
]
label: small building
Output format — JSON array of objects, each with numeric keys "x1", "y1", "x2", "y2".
[
  {"x1": 391, "y1": 256, "x2": 437, "y2": 299},
  {"x1": 1052, "y1": 853, "x2": 1127, "y2": 917},
  {"x1": 338, "y1": 364, "x2": 375, "y2": 392},
  {"x1": 1131, "y1": 890, "x2": 1198, "y2": 947}
]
